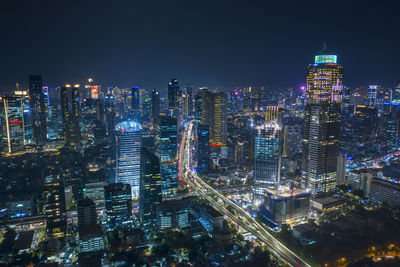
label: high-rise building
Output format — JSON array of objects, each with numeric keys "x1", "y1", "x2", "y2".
[
  {"x1": 0, "y1": 96, "x2": 25, "y2": 154},
  {"x1": 253, "y1": 121, "x2": 282, "y2": 200},
  {"x1": 44, "y1": 174, "x2": 67, "y2": 238},
  {"x1": 392, "y1": 81, "x2": 400, "y2": 104},
  {"x1": 182, "y1": 84, "x2": 194, "y2": 118},
  {"x1": 77, "y1": 198, "x2": 97, "y2": 229},
  {"x1": 77, "y1": 198, "x2": 103, "y2": 254},
  {"x1": 115, "y1": 121, "x2": 142, "y2": 198},
  {"x1": 382, "y1": 103, "x2": 400, "y2": 150},
  {"x1": 151, "y1": 89, "x2": 160, "y2": 120},
  {"x1": 131, "y1": 87, "x2": 139, "y2": 113},
  {"x1": 139, "y1": 147, "x2": 162, "y2": 229},
  {"x1": 302, "y1": 48, "x2": 343, "y2": 197},
  {"x1": 197, "y1": 124, "x2": 210, "y2": 173},
  {"x1": 61, "y1": 84, "x2": 81, "y2": 145},
  {"x1": 282, "y1": 123, "x2": 301, "y2": 158},
  {"x1": 368, "y1": 85, "x2": 379, "y2": 107},
  {"x1": 353, "y1": 105, "x2": 378, "y2": 147},
  {"x1": 168, "y1": 79, "x2": 180, "y2": 114},
  {"x1": 336, "y1": 153, "x2": 347, "y2": 186},
  {"x1": 154, "y1": 115, "x2": 178, "y2": 195},
  {"x1": 29, "y1": 75, "x2": 47, "y2": 145},
  {"x1": 200, "y1": 91, "x2": 228, "y2": 146},
  {"x1": 104, "y1": 183, "x2": 133, "y2": 230}
]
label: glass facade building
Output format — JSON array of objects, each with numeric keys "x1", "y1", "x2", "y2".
[
  {"x1": 29, "y1": 75, "x2": 47, "y2": 145},
  {"x1": 115, "y1": 121, "x2": 142, "y2": 198},
  {"x1": 139, "y1": 147, "x2": 162, "y2": 229},
  {"x1": 0, "y1": 96, "x2": 25, "y2": 154},
  {"x1": 155, "y1": 115, "x2": 178, "y2": 195},
  {"x1": 302, "y1": 50, "x2": 343, "y2": 197},
  {"x1": 104, "y1": 183, "x2": 133, "y2": 230},
  {"x1": 253, "y1": 121, "x2": 282, "y2": 199}
]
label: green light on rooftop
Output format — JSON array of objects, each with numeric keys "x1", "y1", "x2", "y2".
[{"x1": 315, "y1": 55, "x2": 337, "y2": 64}]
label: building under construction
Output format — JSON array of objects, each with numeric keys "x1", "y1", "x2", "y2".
[{"x1": 258, "y1": 186, "x2": 310, "y2": 227}]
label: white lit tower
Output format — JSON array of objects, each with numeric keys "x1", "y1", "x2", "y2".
[{"x1": 115, "y1": 121, "x2": 142, "y2": 198}]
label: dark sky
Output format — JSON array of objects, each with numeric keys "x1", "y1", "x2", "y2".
[{"x1": 0, "y1": 0, "x2": 399, "y2": 94}]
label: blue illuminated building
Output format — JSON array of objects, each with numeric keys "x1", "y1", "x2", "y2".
[
  {"x1": 104, "y1": 183, "x2": 133, "y2": 230},
  {"x1": 197, "y1": 124, "x2": 209, "y2": 173},
  {"x1": 155, "y1": 115, "x2": 178, "y2": 196},
  {"x1": 115, "y1": 121, "x2": 142, "y2": 198}
]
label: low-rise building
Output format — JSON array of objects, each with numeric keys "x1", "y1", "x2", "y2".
[
  {"x1": 156, "y1": 199, "x2": 190, "y2": 230},
  {"x1": 369, "y1": 178, "x2": 400, "y2": 206}
]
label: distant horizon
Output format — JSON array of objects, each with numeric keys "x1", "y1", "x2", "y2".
[{"x1": 1, "y1": 0, "x2": 399, "y2": 94}]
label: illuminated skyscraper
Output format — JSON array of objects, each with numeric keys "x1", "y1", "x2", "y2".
[
  {"x1": 168, "y1": 79, "x2": 180, "y2": 114},
  {"x1": 61, "y1": 84, "x2": 81, "y2": 145},
  {"x1": 29, "y1": 75, "x2": 47, "y2": 144},
  {"x1": 253, "y1": 121, "x2": 282, "y2": 200},
  {"x1": 197, "y1": 124, "x2": 210, "y2": 173},
  {"x1": 151, "y1": 89, "x2": 160, "y2": 119},
  {"x1": 0, "y1": 96, "x2": 25, "y2": 154},
  {"x1": 200, "y1": 91, "x2": 228, "y2": 146},
  {"x1": 115, "y1": 121, "x2": 142, "y2": 198},
  {"x1": 104, "y1": 183, "x2": 133, "y2": 230},
  {"x1": 155, "y1": 115, "x2": 178, "y2": 195},
  {"x1": 368, "y1": 85, "x2": 379, "y2": 107},
  {"x1": 44, "y1": 173, "x2": 67, "y2": 238},
  {"x1": 353, "y1": 105, "x2": 378, "y2": 147},
  {"x1": 139, "y1": 147, "x2": 162, "y2": 229},
  {"x1": 302, "y1": 49, "x2": 343, "y2": 197},
  {"x1": 131, "y1": 87, "x2": 139, "y2": 113},
  {"x1": 182, "y1": 84, "x2": 194, "y2": 118},
  {"x1": 392, "y1": 81, "x2": 400, "y2": 104}
]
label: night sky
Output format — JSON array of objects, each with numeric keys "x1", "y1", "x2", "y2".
[{"x1": 1, "y1": 0, "x2": 399, "y2": 94}]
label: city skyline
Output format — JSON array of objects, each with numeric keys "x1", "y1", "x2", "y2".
[
  {"x1": 1, "y1": 1, "x2": 400, "y2": 266},
  {"x1": 0, "y1": 1, "x2": 399, "y2": 92}
]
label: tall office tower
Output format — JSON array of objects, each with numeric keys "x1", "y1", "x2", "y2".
[
  {"x1": 61, "y1": 84, "x2": 81, "y2": 145},
  {"x1": 368, "y1": 85, "x2": 379, "y2": 107},
  {"x1": 336, "y1": 153, "x2": 347, "y2": 186},
  {"x1": 392, "y1": 81, "x2": 400, "y2": 104},
  {"x1": 151, "y1": 89, "x2": 160, "y2": 120},
  {"x1": 195, "y1": 87, "x2": 208, "y2": 122},
  {"x1": 139, "y1": 147, "x2": 162, "y2": 229},
  {"x1": 253, "y1": 121, "x2": 282, "y2": 202},
  {"x1": 200, "y1": 91, "x2": 228, "y2": 146},
  {"x1": 104, "y1": 94, "x2": 116, "y2": 140},
  {"x1": 265, "y1": 106, "x2": 284, "y2": 124},
  {"x1": 282, "y1": 123, "x2": 302, "y2": 158},
  {"x1": 131, "y1": 87, "x2": 139, "y2": 113},
  {"x1": 29, "y1": 75, "x2": 47, "y2": 145},
  {"x1": 44, "y1": 174, "x2": 67, "y2": 238},
  {"x1": 13, "y1": 90, "x2": 32, "y2": 144},
  {"x1": 182, "y1": 92, "x2": 189, "y2": 119},
  {"x1": 168, "y1": 79, "x2": 180, "y2": 114},
  {"x1": 0, "y1": 96, "x2": 25, "y2": 154},
  {"x1": 77, "y1": 198, "x2": 97, "y2": 228},
  {"x1": 383, "y1": 103, "x2": 400, "y2": 149},
  {"x1": 183, "y1": 84, "x2": 194, "y2": 118},
  {"x1": 104, "y1": 183, "x2": 133, "y2": 230},
  {"x1": 47, "y1": 95, "x2": 63, "y2": 141},
  {"x1": 154, "y1": 115, "x2": 178, "y2": 195},
  {"x1": 197, "y1": 124, "x2": 210, "y2": 173},
  {"x1": 302, "y1": 49, "x2": 343, "y2": 197},
  {"x1": 353, "y1": 105, "x2": 378, "y2": 147},
  {"x1": 115, "y1": 121, "x2": 142, "y2": 198}
]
